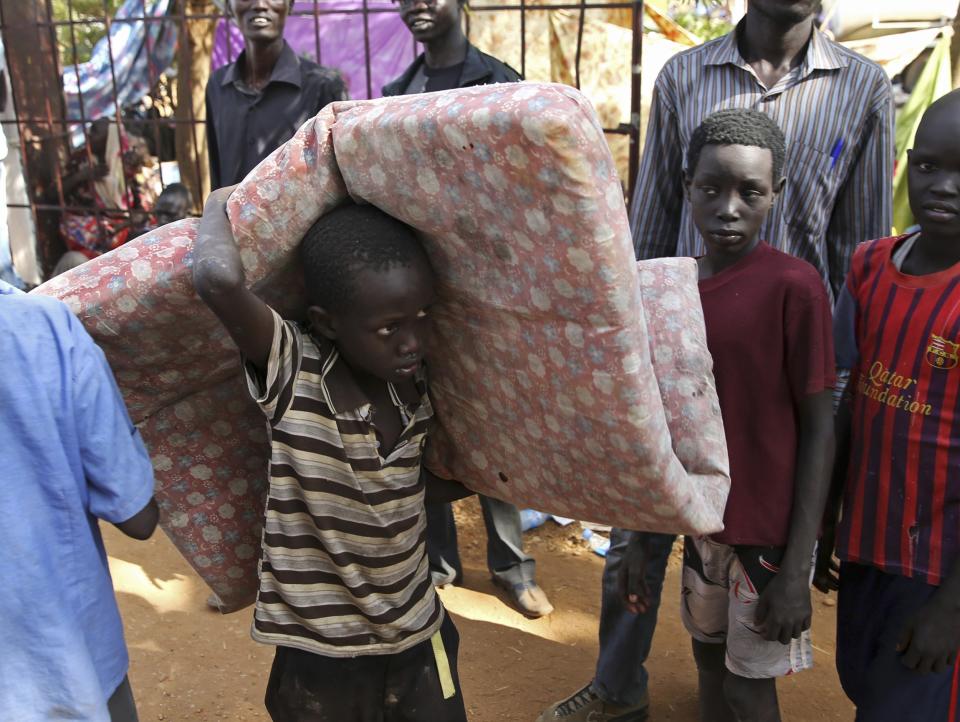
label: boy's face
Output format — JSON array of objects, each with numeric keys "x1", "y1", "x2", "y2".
[
  {"x1": 154, "y1": 192, "x2": 190, "y2": 226},
  {"x1": 316, "y1": 258, "x2": 436, "y2": 385},
  {"x1": 230, "y1": 0, "x2": 291, "y2": 44},
  {"x1": 685, "y1": 144, "x2": 783, "y2": 261},
  {"x1": 908, "y1": 108, "x2": 960, "y2": 238},
  {"x1": 398, "y1": 0, "x2": 460, "y2": 43}
]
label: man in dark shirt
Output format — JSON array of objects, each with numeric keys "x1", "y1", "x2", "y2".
[
  {"x1": 383, "y1": 0, "x2": 553, "y2": 620},
  {"x1": 206, "y1": 0, "x2": 347, "y2": 189},
  {"x1": 382, "y1": 0, "x2": 520, "y2": 96}
]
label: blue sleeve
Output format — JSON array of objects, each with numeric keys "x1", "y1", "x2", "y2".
[
  {"x1": 833, "y1": 281, "x2": 859, "y2": 370},
  {"x1": 832, "y1": 280, "x2": 859, "y2": 411},
  {"x1": 71, "y1": 316, "x2": 155, "y2": 524}
]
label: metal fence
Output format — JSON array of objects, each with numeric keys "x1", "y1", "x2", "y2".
[{"x1": 0, "y1": 0, "x2": 643, "y2": 279}]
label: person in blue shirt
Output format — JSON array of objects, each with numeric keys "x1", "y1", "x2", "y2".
[{"x1": 0, "y1": 279, "x2": 158, "y2": 721}]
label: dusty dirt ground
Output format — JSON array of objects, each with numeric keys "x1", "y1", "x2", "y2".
[{"x1": 107, "y1": 497, "x2": 854, "y2": 721}]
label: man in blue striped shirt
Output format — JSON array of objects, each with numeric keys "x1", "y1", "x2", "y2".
[
  {"x1": 631, "y1": 3, "x2": 893, "y2": 304},
  {"x1": 539, "y1": 1, "x2": 893, "y2": 720}
]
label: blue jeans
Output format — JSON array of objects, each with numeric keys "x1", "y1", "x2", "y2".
[
  {"x1": 426, "y1": 495, "x2": 534, "y2": 587},
  {"x1": 592, "y1": 529, "x2": 676, "y2": 707}
]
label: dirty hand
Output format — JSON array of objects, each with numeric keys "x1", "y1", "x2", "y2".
[
  {"x1": 897, "y1": 597, "x2": 960, "y2": 675},
  {"x1": 812, "y1": 526, "x2": 840, "y2": 594},
  {"x1": 755, "y1": 571, "x2": 812, "y2": 644},
  {"x1": 617, "y1": 534, "x2": 651, "y2": 615}
]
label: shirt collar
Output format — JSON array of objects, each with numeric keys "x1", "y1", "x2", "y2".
[
  {"x1": 385, "y1": 44, "x2": 493, "y2": 97},
  {"x1": 705, "y1": 20, "x2": 848, "y2": 76},
  {"x1": 221, "y1": 41, "x2": 303, "y2": 89},
  {"x1": 459, "y1": 45, "x2": 494, "y2": 86}
]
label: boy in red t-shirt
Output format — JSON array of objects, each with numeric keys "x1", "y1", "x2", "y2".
[
  {"x1": 620, "y1": 109, "x2": 836, "y2": 722},
  {"x1": 817, "y1": 90, "x2": 960, "y2": 722}
]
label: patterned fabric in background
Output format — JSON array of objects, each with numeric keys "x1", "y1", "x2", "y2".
[
  {"x1": 212, "y1": 0, "x2": 417, "y2": 99},
  {"x1": 34, "y1": 84, "x2": 730, "y2": 610},
  {"x1": 548, "y1": 10, "x2": 631, "y2": 187},
  {"x1": 891, "y1": 31, "x2": 953, "y2": 234},
  {"x1": 466, "y1": 2, "x2": 687, "y2": 186},
  {"x1": 59, "y1": 125, "x2": 139, "y2": 258},
  {"x1": 62, "y1": 0, "x2": 178, "y2": 147}
]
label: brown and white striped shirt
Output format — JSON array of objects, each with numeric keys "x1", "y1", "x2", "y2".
[
  {"x1": 245, "y1": 310, "x2": 442, "y2": 657},
  {"x1": 630, "y1": 22, "x2": 894, "y2": 301}
]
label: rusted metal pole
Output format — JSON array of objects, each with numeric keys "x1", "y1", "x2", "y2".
[
  {"x1": 0, "y1": 0, "x2": 69, "y2": 273},
  {"x1": 574, "y1": 0, "x2": 586, "y2": 89},
  {"x1": 175, "y1": 0, "x2": 217, "y2": 209}
]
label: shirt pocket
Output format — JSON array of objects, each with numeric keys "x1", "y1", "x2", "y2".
[{"x1": 782, "y1": 141, "x2": 836, "y2": 237}]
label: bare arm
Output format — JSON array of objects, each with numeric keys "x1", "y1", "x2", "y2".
[
  {"x1": 192, "y1": 185, "x2": 275, "y2": 372},
  {"x1": 756, "y1": 390, "x2": 836, "y2": 644},
  {"x1": 897, "y1": 557, "x2": 960, "y2": 675},
  {"x1": 113, "y1": 497, "x2": 159, "y2": 540}
]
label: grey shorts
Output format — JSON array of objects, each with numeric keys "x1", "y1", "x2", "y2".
[{"x1": 681, "y1": 536, "x2": 814, "y2": 679}]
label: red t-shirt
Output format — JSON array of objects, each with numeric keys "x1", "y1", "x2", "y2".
[{"x1": 699, "y1": 242, "x2": 835, "y2": 546}]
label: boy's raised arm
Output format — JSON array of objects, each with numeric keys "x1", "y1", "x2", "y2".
[{"x1": 192, "y1": 185, "x2": 275, "y2": 372}]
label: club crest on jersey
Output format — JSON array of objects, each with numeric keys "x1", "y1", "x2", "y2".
[{"x1": 926, "y1": 334, "x2": 959, "y2": 370}]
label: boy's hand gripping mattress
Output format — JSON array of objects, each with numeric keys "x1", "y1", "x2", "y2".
[{"x1": 35, "y1": 83, "x2": 729, "y2": 611}]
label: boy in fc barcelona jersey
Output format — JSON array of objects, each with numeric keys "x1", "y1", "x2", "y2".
[{"x1": 821, "y1": 89, "x2": 960, "y2": 721}]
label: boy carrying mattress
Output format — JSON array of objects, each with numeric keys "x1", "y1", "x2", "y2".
[{"x1": 193, "y1": 187, "x2": 469, "y2": 721}]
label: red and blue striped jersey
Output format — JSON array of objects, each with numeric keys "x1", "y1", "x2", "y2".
[{"x1": 835, "y1": 235, "x2": 960, "y2": 586}]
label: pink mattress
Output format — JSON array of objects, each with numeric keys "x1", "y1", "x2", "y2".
[{"x1": 36, "y1": 83, "x2": 729, "y2": 610}]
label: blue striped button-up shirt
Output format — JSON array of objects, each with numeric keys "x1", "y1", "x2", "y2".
[{"x1": 630, "y1": 25, "x2": 894, "y2": 301}]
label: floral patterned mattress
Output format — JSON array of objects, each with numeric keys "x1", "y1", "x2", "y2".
[{"x1": 35, "y1": 83, "x2": 729, "y2": 611}]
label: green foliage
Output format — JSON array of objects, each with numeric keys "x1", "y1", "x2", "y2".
[
  {"x1": 671, "y1": 12, "x2": 733, "y2": 40},
  {"x1": 51, "y1": 0, "x2": 123, "y2": 65},
  {"x1": 669, "y1": 0, "x2": 734, "y2": 42}
]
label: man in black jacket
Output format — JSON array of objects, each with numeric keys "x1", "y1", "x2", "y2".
[
  {"x1": 384, "y1": 0, "x2": 553, "y2": 620},
  {"x1": 383, "y1": 0, "x2": 519, "y2": 96},
  {"x1": 206, "y1": 0, "x2": 346, "y2": 189}
]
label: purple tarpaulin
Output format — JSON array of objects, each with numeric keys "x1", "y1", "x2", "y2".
[{"x1": 212, "y1": 1, "x2": 418, "y2": 99}]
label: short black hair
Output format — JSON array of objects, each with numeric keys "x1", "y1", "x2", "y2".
[
  {"x1": 299, "y1": 203, "x2": 428, "y2": 311},
  {"x1": 159, "y1": 183, "x2": 191, "y2": 202},
  {"x1": 686, "y1": 109, "x2": 786, "y2": 182}
]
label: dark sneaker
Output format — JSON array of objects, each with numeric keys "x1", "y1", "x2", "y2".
[
  {"x1": 493, "y1": 578, "x2": 554, "y2": 618},
  {"x1": 536, "y1": 683, "x2": 649, "y2": 722}
]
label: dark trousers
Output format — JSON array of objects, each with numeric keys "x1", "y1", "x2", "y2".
[
  {"x1": 838, "y1": 562, "x2": 960, "y2": 722},
  {"x1": 592, "y1": 530, "x2": 676, "y2": 707},
  {"x1": 265, "y1": 614, "x2": 467, "y2": 722},
  {"x1": 107, "y1": 676, "x2": 139, "y2": 722},
  {"x1": 426, "y1": 495, "x2": 534, "y2": 587}
]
